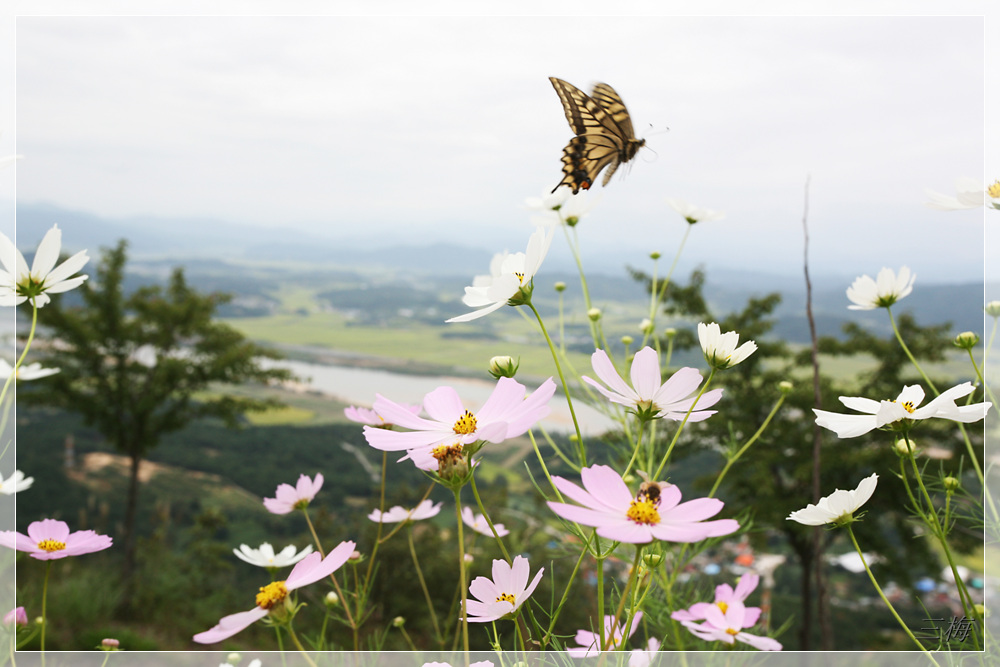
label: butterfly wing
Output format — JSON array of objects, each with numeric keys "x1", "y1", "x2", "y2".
[{"x1": 549, "y1": 77, "x2": 644, "y2": 194}]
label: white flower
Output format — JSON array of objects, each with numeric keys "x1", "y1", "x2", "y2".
[
  {"x1": 667, "y1": 198, "x2": 726, "y2": 224},
  {"x1": 0, "y1": 470, "x2": 33, "y2": 495},
  {"x1": 0, "y1": 225, "x2": 89, "y2": 307},
  {"x1": 924, "y1": 177, "x2": 999, "y2": 210},
  {"x1": 698, "y1": 322, "x2": 757, "y2": 369},
  {"x1": 463, "y1": 555, "x2": 544, "y2": 622},
  {"x1": 367, "y1": 499, "x2": 442, "y2": 523},
  {"x1": 527, "y1": 188, "x2": 600, "y2": 227},
  {"x1": 461, "y1": 506, "x2": 509, "y2": 537},
  {"x1": 0, "y1": 359, "x2": 59, "y2": 381},
  {"x1": 787, "y1": 473, "x2": 878, "y2": 526},
  {"x1": 447, "y1": 227, "x2": 553, "y2": 322},
  {"x1": 232, "y1": 542, "x2": 314, "y2": 569},
  {"x1": 813, "y1": 382, "x2": 991, "y2": 438},
  {"x1": 846, "y1": 266, "x2": 914, "y2": 310}
]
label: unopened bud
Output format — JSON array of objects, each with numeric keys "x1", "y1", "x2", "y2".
[
  {"x1": 778, "y1": 381, "x2": 793, "y2": 394},
  {"x1": 650, "y1": 251, "x2": 661, "y2": 260},
  {"x1": 392, "y1": 616, "x2": 406, "y2": 627},
  {"x1": 664, "y1": 327, "x2": 677, "y2": 338},
  {"x1": 226, "y1": 653, "x2": 241, "y2": 666},
  {"x1": 894, "y1": 438, "x2": 917, "y2": 456},
  {"x1": 554, "y1": 281, "x2": 567, "y2": 293},
  {"x1": 587, "y1": 308, "x2": 602, "y2": 321},
  {"x1": 639, "y1": 319, "x2": 654, "y2": 335},
  {"x1": 488, "y1": 355, "x2": 519, "y2": 379},
  {"x1": 943, "y1": 476, "x2": 960, "y2": 492},
  {"x1": 975, "y1": 604, "x2": 988, "y2": 617},
  {"x1": 985, "y1": 301, "x2": 1000, "y2": 318},
  {"x1": 464, "y1": 553, "x2": 474, "y2": 564},
  {"x1": 953, "y1": 331, "x2": 979, "y2": 349},
  {"x1": 621, "y1": 335, "x2": 634, "y2": 346},
  {"x1": 642, "y1": 553, "x2": 664, "y2": 568},
  {"x1": 349, "y1": 550, "x2": 362, "y2": 562},
  {"x1": 325, "y1": 591, "x2": 339, "y2": 607},
  {"x1": 99, "y1": 638, "x2": 120, "y2": 651}
]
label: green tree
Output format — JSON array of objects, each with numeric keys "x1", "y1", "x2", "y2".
[{"x1": 22, "y1": 240, "x2": 293, "y2": 603}]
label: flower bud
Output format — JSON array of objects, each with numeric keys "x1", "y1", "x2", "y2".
[
  {"x1": 639, "y1": 318, "x2": 654, "y2": 335},
  {"x1": 325, "y1": 591, "x2": 339, "y2": 607},
  {"x1": 953, "y1": 331, "x2": 979, "y2": 349},
  {"x1": 622, "y1": 474, "x2": 636, "y2": 485},
  {"x1": 986, "y1": 301, "x2": 1000, "y2": 318},
  {"x1": 554, "y1": 281, "x2": 566, "y2": 293},
  {"x1": 3, "y1": 607, "x2": 26, "y2": 627},
  {"x1": 778, "y1": 380, "x2": 793, "y2": 394},
  {"x1": 943, "y1": 476, "x2": 960, "y2": 492},
  {"x1": 226, "y1": 653, "x2": 241, "y2": 666},
  {"x1": 587, "y1": 308, "x2": 602, "y2": 321},
  {"x1": 100, "y1": 638, "x2": 120, "y2": 651},
  {"x1": 642, "y1": 553, "x2": 664, "y2": 568},
  {"x1": 392, "y1": 616, "x2": 406, "y2": 627},
  {"x1": 621, "y1": 335, "x2": 634, "y2": 346},
  {"x1": 893, "y1": 438, "x2": 916, "y2": 456},
  {"x1": 488, "y1": 355, "x2": 519, "y2": 379},
  {"x1": 975, "y1": 603, "x2": 988, "y2": 617},
  {"x1": 650, "y1": 251, "x2": 661, "y2": 260},
  {"x1": 664, "y1": 327, "x2": 677, "y2": 338},
  {"x1": 349, "y1": 550, "x2": 362, "y2": 562}
]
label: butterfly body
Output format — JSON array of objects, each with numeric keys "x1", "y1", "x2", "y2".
[{"x1": 549, "y1": 77, "x2": 645, "y2": 194}]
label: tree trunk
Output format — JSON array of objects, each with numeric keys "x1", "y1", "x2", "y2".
[{"x1": 120, "y1": 449, "x2": 142, "y2": 609}]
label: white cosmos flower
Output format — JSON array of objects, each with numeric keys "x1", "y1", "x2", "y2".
[
  {"x1": 0, "y1": 359, "x2": 59, "y2": 381},
  {"x1": 527, "y1": 188, "x2": 600, "y2": 227},
  {"x1": 367, "y1": 499, "x2": 442, "y2": 523},
  {"x1": 461, "y1": 506, "x2": 509, "y2": 537},
  {"x1": 924, "y1": 177, "x2": 999, "y2": 211},
  {"x1": 667, "y1": 198, "x2": 726, "y2": 224},
  {"x1": 787, "y1": 473, "x2": 878, "y2": 526},
  {"x1": 846, "y1": 266, "x2": 914, "y2": 310},
  {"x1": 813, "y1": 382, "x2": 991, "y2": 438},
  {"x1": 0, "y1": 225, "x2": 89, "y2": 307},
  {"x1": 0, "y1": 470, "x2": 33, "y2": 495},
  {"x1": 698, "y1": 322, "x2": 757, "y2": 369},
  {"x1": 447, "y1": 227, "x2": 553, "y2": 322},
  {"x1": 233, "y1": 542, "x2": 314, "y2": 568}
]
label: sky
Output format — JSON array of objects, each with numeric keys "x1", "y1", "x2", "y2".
[{"x1": 0, "y1": 2, "x2": 996, "y2": 284}]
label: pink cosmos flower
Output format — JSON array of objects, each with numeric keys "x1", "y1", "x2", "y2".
[
  {"x1": 676, "y1": 599, "x2": 782, "y2": 651},
  {"x1": 629, "y1": 637, "x2": 661, "y2": 667},
  {"x1": 363, "y1": 377, "x2": 556, "y2": 459},
  {"x1": 193, "y1": 540, "x2": 356, "y2": 643},
  {"x1": 345, "y1": 403, "x2": 421, "y2": 427},
  {"x1": 547, "y1": 465, "x2": 739, "y2": 544},
  {"x1": 671, "y1": 572, "x2": 761, "y2": 622},
  {"x1": 368, "y1": 499, "x2": 442, "y2": 523},
  {"x1": 263, "y1": 473, "x2": 323, "y2": 515},
  {"x1": 0, "y1": 518, "x2": 112, "y2": 560},
  {"x1": 3, "y1": 607, "x2": 26, "y2": 627},
  {"x1": 583, "y1": 347, "x2": 722, "y2": 421},
  {"x1": 567, "y1": 612, "x2": 643, "y2": 656},
  {"x1": 464, "y1": 556, "x2": 544, "y2": 622},
  {"x1": 461, "y1": 506, "x2": 509, "y2": 537}
]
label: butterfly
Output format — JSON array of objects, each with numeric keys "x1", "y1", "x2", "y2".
[{"x1": 549, "y1": 77, "x2": 646, "y2": 194}]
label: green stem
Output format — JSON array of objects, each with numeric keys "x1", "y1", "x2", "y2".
[
  {"x1": 453, "y1": 490, "x2": 470, "y2": 664},
  {"x1": 846, "y1": 525, "x2": 938, "y2": 662},
  {"x1": 286, "y1": 624, "x2": 319, "y2": 667},
  {"x1": 407, "y1": 525, "x2": 443, "y2": 645},
  {"x1": 708, "y1": 393, "x2": 786, "y2": 497},
  {"x1": 0, "y1": 303, "x2": 38, "y2": 407},
  {"x1": 887, "y1": 306, "x2": 937, "y2": 393},
  {"x1": 529, "y1": 302, "x2": 585, "y2": 465},
  {"x1": 652, "y1": 368, "x2": 717, "y2": 480},
  {"x1": 302, "y1": 508, "x2": 357, "y2": 636},
  {"x1": 612, "y1": 547, "x2": 645, "y2": 651},
  {"x1": 40, "y1": 560, "x2": 50, "y2": 666},
  {"x1": 468, "y1": 474, "x2": 512, "y2": 563},
  {"x1": 641, "y1": 224, "x2": 691, "y2": 350}
]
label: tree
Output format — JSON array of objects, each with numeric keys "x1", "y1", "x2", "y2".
[{"x1": 22, "y1": 240, "x2": 293, "y2": 603}]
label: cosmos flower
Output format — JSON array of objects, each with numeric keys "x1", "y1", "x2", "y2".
[
  {"x1": 3, "y1": 607, "x2": 26, "y2": 627},
  {"x1": 0, "y1": 225, "x2": 89, "y2": 308},
  {"x1": 194, "y1": 541, "x2": 355, "y2": 643},
  {"x1": 813, "y1": 383, "x2": 991, "y2": 438},
  {"x1": 547, "y1": 465, "x2": 739, "y2": 544},
  {"x1": 583, "y1": 347, "x2": 722, "y2": 421},
  {"x1": 698, "y1": 322, "x2": 757, "y2": 370},
  {"x1": 566, "y1": 612, "x2": 643, "y2": 656},
  {"x1": 787, "y1": 474, "x2": 878, "y2": 526},
  {"x1": 0, "y1": 518, "x2": 112, "y2": 560},
  {"x1": 368, "y1": 499, "x2": 443, "y2": 523},
  {"x1": 671, "y1": 572, "x2": 761, "y2": 622},
  {"x1": 677, "y1": 599, "x2": 782, "y2": 650},
  {"x1": 464, "y1": 556, "x2": 544, "y2": 622},
  {"x1": 446, "y1": 227, "x2": 553, "y2": 322},
  {"x1": 0, "y1": 470, "x2": 33, "y2": 495},
  {"x1": 461, "y1": 506, "x2": 509, "y2": 537},
  {"x1": 0, "y1": 359, "x2": 59, "y2": 381},
  {"x1": 233, "y1": 543, "x2": 314, "y2": 569},
  {"x1": 527, "y1": 187, "x2": 600, "y2": 227},
  {"x1": 924, "y1": 177, "x2": 1000, "y2": 211},
  {"x1": 846, "y1": 266, "x2": 915, "y2": 310},
  {"x1": 629, "y1": 637, "x2": 662, "y2": 667},
  {"x1": 667, "y1": 198, "x2": 726, "y2": 224},
  {"x1": 262, "y1": 473, "x2": 324, "y2": 515},
  {"x1": 344, "y1": 403, "x2": 421, "y2": 428}
]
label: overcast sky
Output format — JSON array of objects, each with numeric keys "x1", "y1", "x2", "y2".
[{"x1": 1, "y1": 3, "x2": 995, "y2": 284}]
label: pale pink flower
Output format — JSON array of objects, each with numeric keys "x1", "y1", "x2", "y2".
[
  {"x1": 672, "y1": 572, "x2": 761, "y2": 624},
  {"x1": 548, "y1": 465, "x2": 738, "y2": 544},
  {"x1": 461, "y1": 506, "x2": 509, "y2": 537},
  {"x1": 3, "y1": 607, "x2": 26, "y2": 627},
  {"x1": 363, "y1": 377, "x2": 556, "y2": 460},
  {"x1": 368, "y1": 499, "x2": 442, "y2": 523},
  {"x1": 193, "y1": 540, "x2": 355, "y2": 643},
  {"x1": 629, "y1": 637, "x2": 661, "y2": 667},
  {"x1": 583, "y1": 347, "x2": 722, "y2": 421},
  {"x1": 567, "y1": 612, "x2": 643, "y2": 656},
  {"x1": 464, "y1": 556, "x2": 544, "y2": 622},
  {"x1": 263, "y1": 473, "x2": 323, "y2": 514},
  {"x1": 0, "y1": 518, "x2": 111, "y2": 560},
  {"x1": 345, "y1": 403, "x2": 421, "y2": 428},
  {"x1": 677, "y1": 599, "x2": 782, "y2": 651}
]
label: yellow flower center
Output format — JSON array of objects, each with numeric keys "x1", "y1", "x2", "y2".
[
  {"x1": 496, "y1": 592, "x2": 516, "y2": 605},
  {"x1": 897, "y1": 400, "x2": 915, "y2": 414},
  {"x1": 987, "y1": 180, "x2": 1000, "y2": 199},
  {"x1": 626, "y1": 497, "x2": 661, "y2": 525},
  {"x1": 37, "y1": 539, "x2": 66, "y2": 553},
  {"x1": 726, "y1": 627, "x2": 739, "y2": 636},
  {"x1": 717, "y1": 601, "x2": 729, "y2": 613},
  {"x1": 515, "y1": 272, "x2": 525, "y2": 284},
  {"x1": 452, "y1": 410, "x2": 478, "y2": 435},
  {"x1": 256, "y1": 581, "x2": 289, "y2": 610}
]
